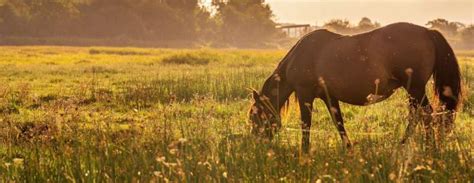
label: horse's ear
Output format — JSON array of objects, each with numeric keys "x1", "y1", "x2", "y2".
[{"x1": 252, "y1": 90, "x2": 260, "y2": 103}]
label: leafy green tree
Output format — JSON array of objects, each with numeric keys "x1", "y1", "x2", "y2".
[
  {"x1": 426, "y1": 18, "x2": 465, "y2": 36},
  {"x1": 212, "y1": 0, "x2": 279, "y2": 47},
  {"x1": 0, "y1": 0, "x2": 31, "y2": 36},
  {"x1": 77, "y1": 0, "x2": 148, "y2": 39},
  {"x1": 163, "y1": 0, "x2": 214, "y2": 41},
  {"x1": 78, "y1": 0, "x2": 211, "y2": 41},
  {"x1": 0, "y1": 0, "x2": 283, "y2": 47},
  {"x1": 460, "y1": 25, "x2": 474, "y2": 49},
  {"x1": 323, "y1": 19, "x2": 352, "y2": 34},
  {"x1": 0, "y1": 0, "x2": 79, "y2": 37},
  {"x1": 357, "y1": 17, "x2": 380, "y2": 32},
  {"x1": 29, "y1": 0, "x2": 79, "y2": 36}
]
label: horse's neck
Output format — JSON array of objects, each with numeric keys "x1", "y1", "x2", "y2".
[
  {"x1": 261, "y1": 75, "x2": 294, "y2": 113},
  {"x1": 261, "y1": 46, "x2": 295, "y2": 112}
]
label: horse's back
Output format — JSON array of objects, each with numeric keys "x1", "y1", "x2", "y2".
[
  {"x1": 289, "y1": 23, "x2": 436, "y2": 105},
  {"x1": 364, "y1": 23, "x2": 436, "y2": 85}
]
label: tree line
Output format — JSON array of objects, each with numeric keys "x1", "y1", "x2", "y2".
[
  {"x1": 322, "y1": 17, "x2": 381, "y2": 35},
  {"x1": 0, "y1": 0, "x2": 472, "y2": 49},
  {"x1": 0, "y1": 0, "x2": 282, "y2": 47},
  {"x1": 321, "y1": 17, "x2": 473, "y2": 49}
]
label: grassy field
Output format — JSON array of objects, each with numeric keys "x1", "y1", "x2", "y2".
[{"x1": 0, "y1": 46, "x2": 472, "y2": 182}]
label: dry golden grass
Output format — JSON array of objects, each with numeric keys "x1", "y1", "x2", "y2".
[{"x1": 0, "y1": 46, "x2": 472, "y2": 182}]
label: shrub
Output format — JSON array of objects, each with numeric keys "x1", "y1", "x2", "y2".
[
  {"x1": 89, "y1": 49, "x2": 151, "y2": 56},
  {"x1": 161, "y1": 53, "x2": 213, "y2": 65}
]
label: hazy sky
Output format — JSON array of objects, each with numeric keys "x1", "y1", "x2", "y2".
[{"x1": 265, "y1": 0, "x2": 473, "y2": 26}]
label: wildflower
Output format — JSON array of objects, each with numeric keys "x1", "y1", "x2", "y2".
[
  {"x1": 13, "y1": 158, "x2": 24, "y2": 166},
  {"x1": 222, "y1": 172, "x2": 228, "y2": 178},
  {"x1": 154, "y1": 171, "x2": 163, "y2": 177},
  {"x1": 318, "y1": 77, "x2": 325, "y2": 85},
  {"x1": 178, "y1": 138, "x2": 187, "y2": 143},
  {"x1": 426, "y1": 159, "x2": 433, "y2": 165},
  {"x1": 413, "y1": 165, "x2": 428, "y2": 171},
  {"x1": 169, "y1": 149, "x2": 178, "y2": 155},
  {"x1": 366, "y1": 94, "x2": 383, "y2": 104},
  {"x1": 389, "y1": 172, "x2": 397, "y2": 180},
  {"x1": 156, "y1": 156, "x2": 166, "y2": 163},
  {"x1": 273, "y1": 74, "x2": 281, "y2": 82},
  {"x1": 177, "y1": 170, "x2": 185, "y2": 177},
  {"x1": 405, "y1": 68, "x2": 413, "y2": 76},
  {"x1": 203, "y1": 162, "x2": 212, "y2": 170},
  {"x1": 267, "y1": 149, "x2": 275, "y2": 158},
  {"x1": 442, "y1": 86, "x2": 453, "y2": 97},
  {"x1": 251, "y1": 106, "x2": 259, "y2": 114},
  {"x1": 165, "y1": 162, "x2": 178, "y2": 168},
  {"x1": 374, "y1": 78, "x2": 380, "y2": 85}
]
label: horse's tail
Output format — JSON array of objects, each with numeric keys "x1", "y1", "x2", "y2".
[{"x1": 429, "y1": 30, "x2": 462, "y2": 111}]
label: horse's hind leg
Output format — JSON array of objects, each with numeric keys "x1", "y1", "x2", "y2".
[
  {"x1": 323, "y1": 98, "x2": 352, "y2": 149},
  {"x1": 401, "y1": 86, "x2": 434, "y2": 144}
]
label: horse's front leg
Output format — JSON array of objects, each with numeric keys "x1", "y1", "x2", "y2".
[
  {"x1": 296, "y1": 88, "x2": 315, "y2": 153},
  {"x1": 323, "y1": 98, "x2": 352, "y2": 149}
]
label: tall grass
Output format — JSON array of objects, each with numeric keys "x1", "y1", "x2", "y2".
[{"x1": 0, "y1": 47, "x2": 472, "y2": 182}]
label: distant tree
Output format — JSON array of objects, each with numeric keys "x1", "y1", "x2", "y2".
[
  {"x1": 212, "y1": 0, "x2": 279, "y2": 47},
  {"x1": 0, "y1": 0, "x2": 284, "y2": 47},
  {"x1": 163, "y1": 0, "x2": 214, "y2": 41},
  {"x1": 0, "y1": 0, "x2": 79, "y2": 37},
  {"x1": 29, "y1": 0, "x2": 80, "y2": 36},
  {"x1": 426, "y1": 18, "x2": 465, "y2": 36},
  {"x1": 78, "y1": 0, "x2": 211, "y2": 41},
  {"x1": 0, "y1": 0, "x2": 31, "y2": 36},
  {"x1": 356, "y1": 17, "x2": 380, "y2": 32},
  {"x1": 323, "y1": 19, "x2": 352, "y2": 34},
  {"x1": 79, "y1": 0, "x2": 157, "y2": 39},
  {"x1": 460, "y1": 25, "x2": 474, "y2": 49}
]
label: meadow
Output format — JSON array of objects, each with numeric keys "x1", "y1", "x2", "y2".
[{"x1": 0, "y1": 46, "x2": 472, "y2": 182}]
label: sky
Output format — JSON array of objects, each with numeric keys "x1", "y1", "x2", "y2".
[
  {"x1": 203, "y1": 0, "x2": 474, "y2": 26},
  {"x1": 265, "y1": 0, "x2": 474, "y2": 26}
]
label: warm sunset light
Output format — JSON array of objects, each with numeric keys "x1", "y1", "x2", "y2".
[
  {"x1": 203, "y1": 0, "x2": 473, "y2": 25},
  {"x1": 0, "y1": 0, "x2": 472, "y2": 181},
  {"x1": 267, "y1": 0, "x2": 473, "y2": 25}
]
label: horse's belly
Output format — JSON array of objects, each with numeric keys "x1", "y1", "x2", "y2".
[
  {"x1": 325, "y1": 79, "x2": 400, "y2": 106},
  {"x1": 315, "y1": 41, "x2": 403, "y2": 105},
  {"x1": 336, "y1": 91, "x2": 394, "y2": 106}
]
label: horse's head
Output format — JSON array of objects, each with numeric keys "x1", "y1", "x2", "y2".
[{"x1": 248, "y1": 90, "x2": 281, "y2": 138}]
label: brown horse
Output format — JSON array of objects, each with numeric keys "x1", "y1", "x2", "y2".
[{"x1": 249, "y1": 23, "x2": 461, "y2": 152}]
